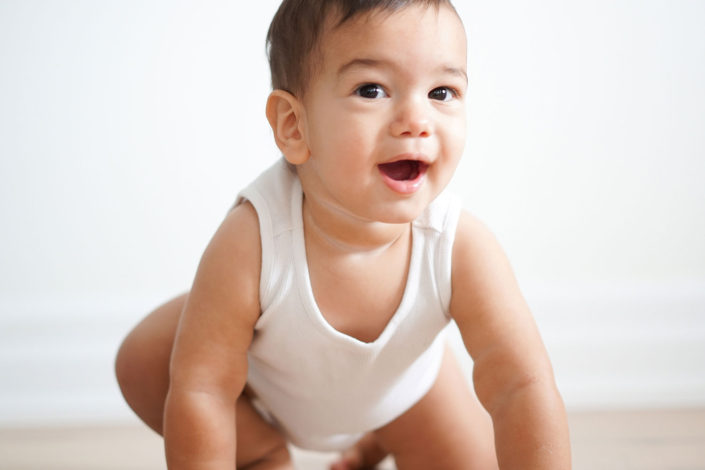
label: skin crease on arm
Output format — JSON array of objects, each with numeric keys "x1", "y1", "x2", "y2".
[
  {"x1": 450, "y1": 212, "x2": 572, "y2": 469},
  {"x1": 163, "y1": 202, "x2": 262, "y2": 469}
]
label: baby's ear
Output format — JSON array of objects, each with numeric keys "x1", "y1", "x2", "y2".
[{"x1": 265, "y1": 90, "x2": 310, "y2": 165}]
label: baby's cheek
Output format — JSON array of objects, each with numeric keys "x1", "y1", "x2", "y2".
[{"x1": 449, "y1": 124, "x2": 468, "y2": 155}]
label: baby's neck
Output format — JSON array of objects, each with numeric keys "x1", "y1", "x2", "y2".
[{"x1": 302, "y1": 195, "x2": 410, "y2": 255}]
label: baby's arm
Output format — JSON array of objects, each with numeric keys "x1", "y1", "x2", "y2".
[
  {"x1": 163, "y1": 202, "x2": 262, "y2": 469},
  {"x1": 450, "y1": 212, "x2": 571, "y2": 469}
]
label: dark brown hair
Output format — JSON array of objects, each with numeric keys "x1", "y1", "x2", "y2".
[{"x1": 266, "y1": 0, "x2": 457, "y2": 96}]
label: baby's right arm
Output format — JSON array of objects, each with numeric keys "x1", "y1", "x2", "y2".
[{"x1": 162, "y1": 202, "x2": 262, "y2": 469}]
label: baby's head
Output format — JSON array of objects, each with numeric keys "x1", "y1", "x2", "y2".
[
  {"x1": 266, "y1": 0, "x2": 459, "y2": 97},
  {"x1": 265, "y1": 0, "x2": 467, "y2": 224}
]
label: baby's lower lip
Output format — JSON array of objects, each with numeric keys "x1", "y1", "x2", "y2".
[{"x1": 378, "y1": 160, "x2": 428, "y2": 194}]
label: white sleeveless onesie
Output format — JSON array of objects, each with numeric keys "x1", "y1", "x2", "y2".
[{"x1": 237, "y1": 159, "x2": 462, "y2": 451}]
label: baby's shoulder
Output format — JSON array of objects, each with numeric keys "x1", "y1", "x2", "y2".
[
  {"x1": 451, "y1": 210, "x2": 514, "y2": 282},
  {"x1": 198, "y1": 201, "x2": 262, "y2": 289},
  {"x1": 216, "y1": 201, "x2": 261, "y2": 258},
  {"x1": 449, "y1": 210, "x2": 528, "y2": 328},
  {"x1": 177, "y1": 200, "x2": 262, "y2": 343},
  {"x1": 453, "y1": 211, "x2": 498, "y2": 251}
]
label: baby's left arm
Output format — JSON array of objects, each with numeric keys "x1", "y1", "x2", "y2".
[{"x1": 450, "y1": 212, "x2": 571, "y2": 469}]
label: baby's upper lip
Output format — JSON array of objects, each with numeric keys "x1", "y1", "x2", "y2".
[{"x1": 380, "y1": 153, "x2": 431, "y2": 165}]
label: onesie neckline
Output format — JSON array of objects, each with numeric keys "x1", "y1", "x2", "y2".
[{"x1": 290, "y1": 177, "x2": 422, "y2": 352}]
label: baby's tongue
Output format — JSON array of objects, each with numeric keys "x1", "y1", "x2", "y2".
[{"x1": 379, "y1": 160, "x2": 418, "y2": 181}]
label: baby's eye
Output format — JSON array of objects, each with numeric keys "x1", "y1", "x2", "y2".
[
  {"x1": 355, "y1": 84, "x2": 388, "y2": 99},
  {"x1": 428, "y1": 87, "x2": 456, "y2": 102}
]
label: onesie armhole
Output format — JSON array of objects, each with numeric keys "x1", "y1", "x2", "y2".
[
  {"x1": 436, "y1": 195, "x2": 462, "y2": 319},
  {"x1": 235, "y1": 188, "x2": 275, "y2": 313}
]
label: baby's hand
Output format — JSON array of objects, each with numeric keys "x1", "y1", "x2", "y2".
[{"x1": 330, "y1": 433, "x2": 388, "y2": 470}]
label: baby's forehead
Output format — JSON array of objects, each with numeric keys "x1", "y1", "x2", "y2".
[
  {"x1": 292, "y1": 3, "x2": 464, "y2": 95},
  {"x1": 320, "y1": 5, "x2": 427, "y2": 42},
  {"x1": 314, "y1": 5, "x2": 464, "y2": 72},
  {"x1": 322, "y1": 4, "x2": 462, "y2": 50}
]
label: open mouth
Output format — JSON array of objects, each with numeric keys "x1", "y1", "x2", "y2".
[{"x1": 378, "y1": 160, "x2": 428, "y2": 181}]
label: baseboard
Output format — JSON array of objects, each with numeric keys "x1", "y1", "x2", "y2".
[
  {"x1": 524, "y1": 279, "x2": 705, "y2": 410},
  {"x1": 0, "y1": 293, "x2": 168, "y2": 426},
  {"x1": 1, "y1": 281, "x2": 704, "y2": 426}
]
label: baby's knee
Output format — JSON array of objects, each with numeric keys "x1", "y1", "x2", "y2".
[
  {"x1": 114, "y1": 328, "x2": 172, "y2": 432},
  {"x1": 114, "y1": 335, "x2": 135, "y2": 391},
  {"x1": 115, "y1": 305, "x2": 180, "y2": 401},
  {"x1": 114, "y1": 333, "x2": 149, "y2": 408}
]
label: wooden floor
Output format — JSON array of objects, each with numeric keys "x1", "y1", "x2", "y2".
[{"x1": 1, "y1": 409, "x2": 704, "y2": 470}]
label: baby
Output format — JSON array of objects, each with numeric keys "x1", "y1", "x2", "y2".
[{"x1": 115, "y1": 1, "x2": 571, "y2": 469}]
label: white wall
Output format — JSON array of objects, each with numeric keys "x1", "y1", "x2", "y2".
[{"x1": 1, "y1": 0, "x2": 703, "y2": 425}]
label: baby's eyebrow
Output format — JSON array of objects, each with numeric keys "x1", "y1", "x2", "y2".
[
  {"x1": 336, "y1": 58, "x2": 384, "y2": 77},
  {"x1": 444, "y1": 66, "x2": 468, "y2": 84},
  {"x1": 337, "y1": 58, "x2": 467, "y2": 84}
]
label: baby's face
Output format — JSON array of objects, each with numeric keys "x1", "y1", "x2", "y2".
[{"x1": 296, "y1": 4, "x2": 467, "y2": 224}]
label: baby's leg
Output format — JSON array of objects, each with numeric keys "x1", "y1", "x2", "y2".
[
  {"x1": 114, "y1": 293, "x2": 292, "y2": 469},
  {"x1": 372, "y1": 345, "x2": 498, "y2": 470}
]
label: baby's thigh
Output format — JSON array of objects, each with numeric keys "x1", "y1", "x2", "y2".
[{"x1": 373, "y1": 345, "x2": 498, "y2": 470}]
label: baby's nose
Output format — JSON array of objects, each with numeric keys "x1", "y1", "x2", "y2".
[{"x1": 389, "y1": 98, "x2": 432, "y2": 137}]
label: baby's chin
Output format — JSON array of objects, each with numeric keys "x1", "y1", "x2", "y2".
[{"x1": 365, "y1": 200, "x2": 432, "y2": 225}]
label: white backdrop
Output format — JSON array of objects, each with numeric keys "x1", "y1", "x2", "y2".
[{"x1": 1, "y1": 0, "x2": 704, "y2": 425}]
